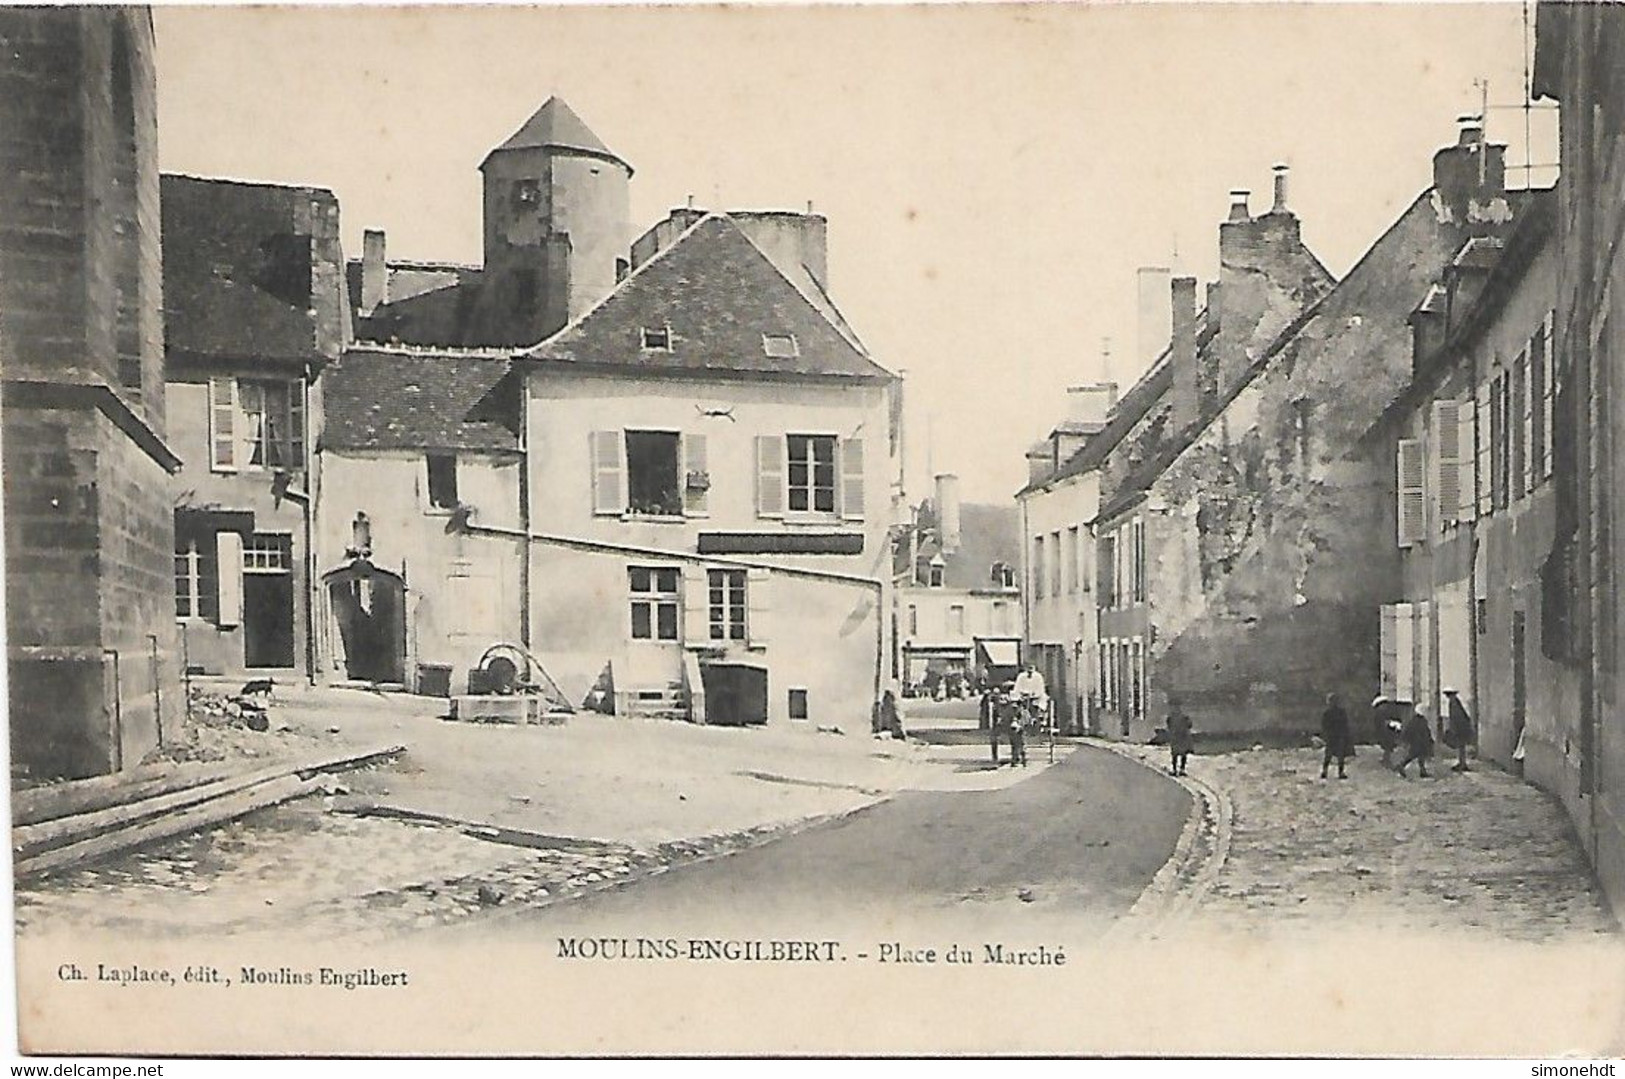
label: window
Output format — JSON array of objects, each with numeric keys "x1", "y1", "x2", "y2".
[
  {"x1": 1396, "y1": 438, "x2": 1425, "y2": 547},
  {"x1": 210, "y1": 377, "x2": 304, "y2": 473},
  {"x1": 1098, "y1": 533, "x2": 1117, "y2": 608},
  {"x1": 788, "y1": 688, "x2": 810, "y2": 721},
  {"x1": 174, "y1": 539, "x2": 218, "y2": 621},
  {"x1": 238, "y1": 379, "x2": 304, "y2": 470},
  {"x1": 949, "y1": 604, "x2": 965, "y2": 636},
  {"x1": 511, "y1": 178, "x2": 541, "y2": 210},
  {"x1": 1432, "y1": 400, "x2": 1464, "y2": 529},
  {"x1": 625, "y1": 430, "x2": 682, "y2": 517},
  {"x1": 1132, "y1": 519, "x2": 1147, "y2": 604},
  {"x1": 1032, "y1": 536, "x2": 1046, "y2": 600},
  {"x1": 641, "y1": 325, "x2": 672, "y2": 351},
  {"x1": 708, "y1": 569, "x2": 747, "y2": 641},
  {"x1": 629, "y1": 566, "x2": 681, "y2": 641},
  {"x1": 786, "y1": 434, "x2": 836, "y2": 513},
  {"x1": 762, "y1": 333, "x2": 799, "y2": 358},
  {"x1": 1531, "y1": 320, "x2": 1549, "y2": 488},
  {"x1": 991, "y1": 562, "x2": 1015, "y2": 589},
  {"x1": 426, "y1": 453, "x2": 459, "y2": 511},
  {"x1": 1512, "y1": 350, "x2": 1529, "y2": 501},
  {"x1": 242, "y1": 533, "x2": 290, "y2": 572},
  {"x1": 1050, "y1": 530, "x2": 1062, "y2": 597},
  {"x1": 1491, "y1": 370, "x2": 1510, "y2": 510},
  {"x1": 1065, "y1": 526, "x2": 1079, "y2": 594},
  {"x1": 907, "y1": 604, "x2": 918, "y2": 636}
]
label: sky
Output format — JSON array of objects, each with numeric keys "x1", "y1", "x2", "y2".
[{"x1": 151, "y1": 3, "x2": 1556, "y2": 504}]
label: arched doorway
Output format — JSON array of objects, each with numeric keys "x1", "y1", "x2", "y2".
[{"x1": 324, "y1": 560, "x2": 406, "y2": 684}]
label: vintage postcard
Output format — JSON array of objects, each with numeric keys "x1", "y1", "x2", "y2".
[{"x1": 3, "y1": 0, "x2": 1624, "y2": 1058}]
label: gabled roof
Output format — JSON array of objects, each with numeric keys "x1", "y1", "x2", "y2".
[
  {"x1": 320, "y1": 347, "x2": 520, "y2": 453},
  {"x1": 905, "y1": 503, "x2": 1023, "y2": 590},
  {"x1": 481, "y1": 96, "x2": 630, "y2": 173},
  {"x1": 522, "y1": 214, "x2": 894, "y2": 382}
]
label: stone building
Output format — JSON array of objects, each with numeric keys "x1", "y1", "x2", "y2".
[
  {"x1": 328, "y1": 98, "x2": 902, "y2": 726},
  {"x1": 1531, "y1": 0, "x2": 1625, "y2": 919},
  {"x1": 0, "y1": 7, "x2": 184, "y2": 778},
  {"x1": 1092, "y1": 128, "x2": 1518, "y2": 741},
  {"x1": 1366, "y1": 190, "x2": 1562, "y2": 777},
  {"x1": 161, "y1": 174, "x2": 348, "y2": 679}
]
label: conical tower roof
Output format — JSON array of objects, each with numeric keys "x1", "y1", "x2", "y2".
[{"x1": 480, "y1": 96, "x2": 631, "y2": 173}]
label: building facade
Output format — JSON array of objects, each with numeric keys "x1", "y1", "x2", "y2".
[
  {"x1": 162, "y1": 174, "x2": 348, "y2": 680},
  {"x1": 0, "y1": 7, "x2": 184, "y2": 778},
  {"x1": 1532, "y1": 0, "x2": 1625, "y2": 919}
]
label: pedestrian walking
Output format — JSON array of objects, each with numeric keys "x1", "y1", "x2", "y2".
[
  {"x1": 1008, "y1": 694, "x2": 1029, "y2": 768},
  {"x1": 875, "y1": 689, "x2": 906, "y2": 741},
  {"x1": 1319, "y1": 692, "x2": 1354, "y2": 779},
  {"x1": 989, "y1": 683, "x2": 1015, "y2": 766},
  {"x1": 1166, "y1": 697, "x2": 1194, "y2": 776},
  {"x1": 1443, "y1": 688, "x2": 1474, "y2": 773},
  {"x1": 1372, "y1": 695, "x2": 1400, "y2": 767},
  {"x1": 1395, "y1": 704, "x2": 1434, "y2": 778}
]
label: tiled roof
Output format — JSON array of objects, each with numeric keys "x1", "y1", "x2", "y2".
[
  {"x1": 482, "y1": 97, "x2": 629, "y2": 172},
  {"x1": 320, "y1": 347, "x2": 520, "y2": 452},
  {"x1": 161, "y1": 174, "x2": 343, "y2": 368},
  {"x1": 523, "y1": 214, "x2": 894, "y2": 382}
]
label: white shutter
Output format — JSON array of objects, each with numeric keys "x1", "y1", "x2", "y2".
[
  {"x1": 1476, "y1": 380, "x2": 1492, "y2": 517},
  {"x1": 1412, "y1": 599, "x2": 1434, "y2": 717},
  {"x1": 1520, "y1": 349, "x2": 1535, "y2": 497},
  {"x1": 683, "y1": 433, "x2": 709, "y2": 517},
  {"x1": 1433, "y1": 400, "x2": 1462, "y2": 531},
  {"x1": 839, "y1": 437, "x2": 865, "y2": 520},
  {"x1": 1380, "y1": 604, "x2": 1400, "y2": 700},
  {"x1": 1397, "y1": 439, "x2": 1425, "y2": 548},
  {"x1": 1457, "y1": 397, "x2": 1477, "y2": 524},
  {"x1": 746, "y1": 568, "x2": 770, "y2": 646},
  {"x1": 209, "y1": 377, "x2": 237, "y2": 472},
  {"x1": 590, "y1": 431, "x2": 625, "y2": 516},
  {"x1": 1393, "y1": 600, "x2": 1414, "y2": 702},
  {"x1": 683, "y1": 566, "x2": 709, "y2": 646},
  {"x1": 216, "y1": 530, "x2": 243, "y2": 628},
  {"x1": 755, "y1": 435, "x2": 784, "y2": 518}
]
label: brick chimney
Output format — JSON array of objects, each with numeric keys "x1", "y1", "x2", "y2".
[
  {"x1": 935, "y1": 473, "x2": 961, "y2": 555},
  {"x1": 1168, "y1": 276, "x2": 1200, "y2": 434},
  {"x1": 361, "y1": 229, "x2": 386, "y2": 315}
]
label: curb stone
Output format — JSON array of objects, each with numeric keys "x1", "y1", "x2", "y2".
[{"x1": 1093, "y1": 739, "x2": 1234, "y2": 942}]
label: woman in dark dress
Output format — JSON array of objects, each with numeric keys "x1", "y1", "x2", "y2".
[
  {"x1": 1319, "y1": 692, "x2": 1354, "y2": 779},
  {"x1": 1167, "y1": 698, "x2": 1194, "y2": 777}
]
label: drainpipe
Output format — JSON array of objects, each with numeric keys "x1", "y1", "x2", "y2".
[{"x1": 517, "y1": 376, "x2": 532, "y2": 649}]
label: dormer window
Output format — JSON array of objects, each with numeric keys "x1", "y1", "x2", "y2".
[
  {"x1": 641, "y1": 325, "x2": 672, "y2": 351},
  {"x1": 928, "y1": 555, "x2": 946, "y2": 589},
  {"x1": 762, "y1": 333, "x2": 799, "y2": 359}
]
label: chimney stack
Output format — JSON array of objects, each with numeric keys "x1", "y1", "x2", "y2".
[
  {"x1": 1432, "y1": 117, "x2": 1507, "y2": 228},
  {"x1": 1136, "y1": 266, "x2": 1173, "y2": 372},
  {"x1": 934, "y1": 473, "x2": 961, "y2": 555},
  {"x1": 1169, "y1": 276, "x2": 1200, "y2": 433},
  {"x1": 1227, "y1": 190, "x2": 1252, "y2": 223},
  {"x1": 361, "y1": 229, "x2": 387, "y2": 315},
  {"x1": 1271, "y1": 164, "x2": 1289, "y2": 214}
]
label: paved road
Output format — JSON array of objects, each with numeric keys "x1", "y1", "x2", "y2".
[{"x1": 490, "y1": 739, "x2": 1191, "y2": 941}]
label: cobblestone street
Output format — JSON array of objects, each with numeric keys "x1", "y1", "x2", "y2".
[{"x1": 1112, "y1": 742, "x2": 1619, "y2": 942}]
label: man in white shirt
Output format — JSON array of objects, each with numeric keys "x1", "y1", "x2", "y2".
[{"x1": 1013, "y1": 663, "x2": 1048, "y2": 717}]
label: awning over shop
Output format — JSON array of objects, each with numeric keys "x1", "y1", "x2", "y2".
[{"x1": 975, "y1": 637, "x2": 1022, "y2": 668}]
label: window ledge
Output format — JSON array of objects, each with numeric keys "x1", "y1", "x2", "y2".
[{"x1": 621, "y1": 512, "x2": 689, "y2": 524}]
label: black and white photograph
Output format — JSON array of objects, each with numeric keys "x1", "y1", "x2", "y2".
[{"x1": 2, "y1": 0, "x2": 1624, "y2": 1059}]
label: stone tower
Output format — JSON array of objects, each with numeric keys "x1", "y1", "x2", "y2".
[{"x1": 476, "y1": 96, "x2": 632, "y2": 347}]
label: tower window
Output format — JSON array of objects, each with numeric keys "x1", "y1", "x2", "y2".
[
  {"x1": 511, "y1": 179, "x2": 541, "y2": 210},
  {"x1": 763, "y1": 333, "x2": 799, "y2": 358},
  {"x1": 641, "y1": 325, "x2": 672, "y2": 351}
]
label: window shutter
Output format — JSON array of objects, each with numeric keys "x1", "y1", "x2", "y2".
[
  {"x1": 1393, "y1": 601, "x2": 1414, "y2": 702},
  {"x1": 1396, "y1": 439, "x2": 1425, "y2": 548},
  {"x1": 1379, "y1": 604, "x2": 1399, "y2": 700},
  {"x1": 1457, "y1": 397, "x2": 1477, "y2": 524},
  {"x1": 590, "y1": 431, "x2": 625, "y2": 516},
  {"x1": 1412, "y1": 599, "x2": 1434, "y2": 716},
  {"x1": 1476, "y1": 380, "x2": 1492, "y2": 517},
  {"x1": 209, "y1": 377, "x2": 237, "y2": 472},
  {"x1": 683, "y1": 433, "x2": 709, "y2": 517},
  {"x1": 839, "y1": 437, "x2": 865, "y2": 520},
  {"x1": 682, "y1": 566, "x2": 709, "y2": 646},
  {"x1": 1432, "y1": 400, "x2": 1462, "y2": 531},
  {"x1": 755, "y1": 435, "x2": 784, "y2": 518},
  {"x1": 1543, "y1": 311, "x2": 1557, "y2": 480},
  {"x1": 746, "y1": 567, "x2": 770, "y2": 646},
  {"x1": 216, "y1": 530, "x2": 243, "y2": 628}
]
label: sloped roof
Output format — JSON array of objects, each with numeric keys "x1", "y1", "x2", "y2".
[
  {"x1": 320, "y1": 347, "x2": 520, "y2": 453},
  {"x1": 161, "y1": 174, "x2": 343, "y2": 368},
  {"x1": 910, "y1": 502, "x2": 1023, "y2": 590},
  {"x1": 1095, "y1": 187, "x2": 1527, "y2": 523},
  {"x1": 522, "y1": 214, "x2": 894, "y2": 382},
  {"x1": 481, "y1": 96, "x2": 629, "y2": 172}
]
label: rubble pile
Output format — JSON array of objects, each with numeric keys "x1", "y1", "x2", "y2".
[{"x1": 149, "y1": 686, "x2": 320, "y2": 767}]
